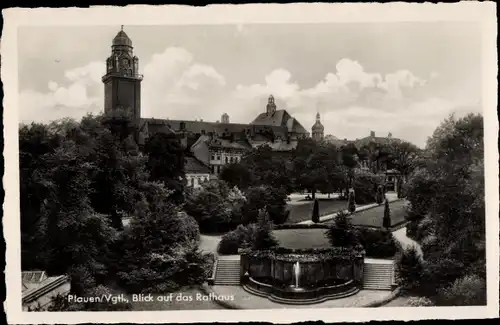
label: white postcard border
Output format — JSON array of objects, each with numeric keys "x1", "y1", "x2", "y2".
[{"x1": 2, "y1": 3, "x2": 498, "y2": 324}]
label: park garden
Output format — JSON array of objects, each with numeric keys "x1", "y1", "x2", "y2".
[{"x1": 19, "y1": 109, "x2": 486, "y2": 310}]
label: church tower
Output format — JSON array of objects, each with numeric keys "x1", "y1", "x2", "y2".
[
  {"x1": 266, "y1": 95, "x2": 277, "y2": 115},
  {"x1": 312, "y1": 112, "x2": 324, "y2": 141},
  {"x1": 102, "y1": 26, "x2": 142, "y2": 122}
]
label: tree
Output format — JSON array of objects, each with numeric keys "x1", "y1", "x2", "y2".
[
  {"x1": 347, "y1": 190, "x2": 356, "y2": 213},
  {"x1": 383, "y1": 198, "x2": 391, "y2": 228},
  {"x1": 116, "y1": 182, "x2": 207, "y2": 293},
  {"x1": 219, "y1": 163, "x2": 252, "y2": 190},
  {"x1": 241, "y1": 185, "x2": 288, "y2": 225},
  {"x1": 144, "y1": 132, "x2": 185, "y2": 203},
  {"x1": 239, "y1": 145, "x2": 294, "y2": 193},
  {"x1": 387, "y1": 141, "x2": 420, "y2": 178},
  {"x1": 311, "y1": 199, "x2": 320, "y2": 223},
  {"x1": 404, "y1": 113, "x2": 485, "y2": 304},
  {"x1": 293, "y1": 141, "x2": 343, "y2": 199},
  {"x1": 184, "y1": 181, "x2": 245, "y2": 232}
]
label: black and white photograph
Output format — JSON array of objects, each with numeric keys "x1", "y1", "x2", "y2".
[{"x1": 2, "y1": 3, "x2": 498, "y2": 324}]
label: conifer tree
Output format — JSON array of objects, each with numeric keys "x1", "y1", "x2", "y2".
[{"x1": 312, "y1": 199, "x2": 320, "y2": 223}]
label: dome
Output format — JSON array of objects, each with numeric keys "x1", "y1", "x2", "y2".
[
  {"x1": 312, "y1": 121, "x2": 324, "y2": 132},
  {"x1": 113, "y1": 30, "x2": 132, "y2": 47}
]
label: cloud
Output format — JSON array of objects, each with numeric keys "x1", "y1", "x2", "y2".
[
  {"x1": 19, "y1": 52, "x2": 479, "y2": 148},
  {"x1": 19, "y1": 61, "x2": 105, "y2": 123},
  {"x1": 233, "y1": 58, "x2": 427, "y2": 116},
  {"x1": 19, "y1": 47, "x2": 227, "y2": 124}
]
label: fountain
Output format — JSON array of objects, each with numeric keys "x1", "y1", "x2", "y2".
[
  {"x1": 241, "y1": 224, "x2": 365, "y2": 304},
  {"x1": 293, "y1": 261, "x2": 300, "y2": 288}
]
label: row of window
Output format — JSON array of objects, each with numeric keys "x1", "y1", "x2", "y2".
[{"x1": 210, "y1": 155, "x2": 241, "y2": 164}]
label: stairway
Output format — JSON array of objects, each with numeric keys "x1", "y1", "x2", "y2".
[
  {"x1": 214, "y1": 258, "x2": 241, "y2": 285},
  {"x1": 363, "y1": 262, "x2": 394, "y2": 290}
]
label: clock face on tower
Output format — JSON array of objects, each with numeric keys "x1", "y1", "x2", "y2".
[{"x1": 121, "y1": 58, "x2": 129, "y2": 68}]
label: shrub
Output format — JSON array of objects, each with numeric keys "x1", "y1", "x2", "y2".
[
  {"x1": 218, "y1": 224, "x2": 259, "y2": 255},
  {"x1": 326, "y1": 210, "x2": 358, "y2": 247},
  {"x1": 383, "y1": 199, "x2": 391, "y2": 228},
  {"x1": 395, "y1": 246, "x2": 423, "y2": 292},
  {"x1": 347, "y1": 191, "x2": 356, "y2": 213},
  {"x1": 203, "y1": 252, "x2": 216, "y2": 280},
  {"x1": 419, "y1": 257, "x2": 467, "y2": 296},
  {"x1": 356, "y1": 228, "x2": 398, "y2": 258},
  {"x1": 312, "y1": 199, "x2": 320, "y2": 223},
  {"x1": 436, "y1": 274, "x2": 486, "y2": 306},
  {"x1": 405, "y1": 219, "x2": 420, "y2": 240},
  {"x1": 251, "y1": 209, "x2": 278, "y2": 251}
]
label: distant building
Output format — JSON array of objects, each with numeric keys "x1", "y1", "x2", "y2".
[
  {"x1": 311, "y1": 112, "x2": 325, "y2": 141},
  {"x1": 102, "y1": 28, "x2": 312, "y2": 177},
  {"x1": 22, "y1": 271, "x2": 71, "y2": 311}
]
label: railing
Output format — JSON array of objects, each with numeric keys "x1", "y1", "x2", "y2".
[{"x1": 102, "y1": 73, "x2": 144, "y2": 81}]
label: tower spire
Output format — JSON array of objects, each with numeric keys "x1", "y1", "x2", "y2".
[{"x1": 121, "y1": 25, "x2": 124, "y2": 31}]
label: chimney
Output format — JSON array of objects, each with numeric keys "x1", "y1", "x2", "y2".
[
  {"x1": 388, "y1": 132, "x2": 392, "y2": 138},
  {"x1": 370, "y1": 131, "x2": 375, "y2": 137}
]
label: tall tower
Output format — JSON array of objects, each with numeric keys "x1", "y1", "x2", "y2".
[
  {"x1": 312, "y1": 112, "x2": 324, "y2": 141},
  {"x1": 221, "y1": 113, "x2": 230, "y2": 124},
  {"x1": 102, "y1": 26, "x2": 142, "y2": 121},
  {"x1": 266, "y1": 95, "x2": 277, "y2": 115}
]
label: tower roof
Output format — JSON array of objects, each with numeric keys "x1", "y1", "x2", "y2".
[
  {"x1": 312, "y1": 121, "x2": 324, "y2": 132},
  {"x1": 113, "y1": 29, "x2": 132, "y2": 47},
  {"x1": 312, "y1": 112, "x2": 324, "y2": 132}
]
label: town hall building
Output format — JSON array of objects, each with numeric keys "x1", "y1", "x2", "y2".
[{"x1": 102, "y1": 28, "x2": 318, "y2": 186}]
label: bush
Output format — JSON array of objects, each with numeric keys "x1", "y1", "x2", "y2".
[
  {"x1": 312, "y1": 199, "x2": 320, "y2": 223},
  {"x1": 419, "y1": 257, "x2": 467, "y2": 296},
  {"x1": 218, "y1": 224, "x2": 259, "y2": 255},
  {"x1": 436, "y1": 274, "x2": 486, "y2": 306},
  {"x1": 405, "y1": 219, "x2": 420, "y2": 240},
  {"x1": 356, "y1": 228, "x2": 398, "y2": 258},
  {"x1": 395, "y1": 246, "x2": 423, "y2": 292},
  {"x1": 326, "y1": 210, "x2": 358, "y2": 247},
  {"x1": 251, "y1": 209, "x2": 278, "y2": 251}
]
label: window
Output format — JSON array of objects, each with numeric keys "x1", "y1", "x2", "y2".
[
  {"x1": 201, "y1": 130, "x2": 206, "y2": 135},
  {"x1": 230, "y1": 157, "x2": 234, "y2": 163},
  {"x1": 216, "y1": 155, "x2": 220, "y2": 160},
  {"x1": 191, "y1": 178, "x2": 195, "y2": 187},
  {"x1": 211, "y1": 154, "x2": 215, "y2": 160},
  {"x1": 225, "y1": 157, "x2": 228, "y2": 164}
]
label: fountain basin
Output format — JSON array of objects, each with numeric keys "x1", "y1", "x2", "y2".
[{"x1": 240, "y1": 245, "x2": 365, "y2": 304}]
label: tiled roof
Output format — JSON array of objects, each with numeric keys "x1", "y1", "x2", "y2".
[
  {"x1": 185, "y1": 156, "x2": 211, "y2": 174},
  {"x1": 209, "y1": 138, "x2": 252, "y2": 150}
]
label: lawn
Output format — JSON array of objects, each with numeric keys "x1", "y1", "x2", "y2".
[
  {"x1": 347, "y1": 200, "x2": 407, "y2": 229},
  {"x1": 272, "y1": 228, "x2": 330, "y2": 249},
  {"x1": 286, "y1": 198, "x2": 348, "y2": 224}
]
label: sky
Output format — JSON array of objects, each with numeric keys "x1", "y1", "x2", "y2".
[{"x1": 18, "y1": 22, "x2": 482, "y2": 147}]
